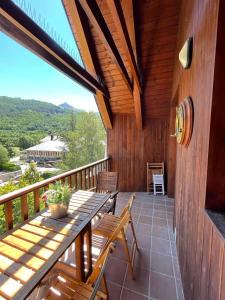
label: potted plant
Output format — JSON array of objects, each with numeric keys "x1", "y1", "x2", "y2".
[{"x1": 42, "y1": 181, "x2": 72, "y2": 219}]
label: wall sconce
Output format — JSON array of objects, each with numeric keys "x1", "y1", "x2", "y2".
[{"x1": 179, "y1": 37, "x2": 193, "y2": 69}]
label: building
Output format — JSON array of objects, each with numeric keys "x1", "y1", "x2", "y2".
[{"x1": 26, "y1": 137, "x2": 67, "y2": 162}]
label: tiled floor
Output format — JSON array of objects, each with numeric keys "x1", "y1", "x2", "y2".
[{"x1": 105, "y1": 192, "x2": 185, "y2": 300}]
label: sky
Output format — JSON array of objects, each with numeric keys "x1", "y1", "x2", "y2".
[{"x1": 0, "y1": 0, "x2": 98, "y2": 111}]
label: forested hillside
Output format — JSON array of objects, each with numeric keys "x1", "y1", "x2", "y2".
[{"x1": 0, "y1": 96, "x2": 81, "y2": 152}]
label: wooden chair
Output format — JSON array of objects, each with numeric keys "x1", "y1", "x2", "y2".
[
  {"x1": 36, "y1": 243, "x2": 115, "y2": 300},
  {"x1": 91, "y1": 171, "x2": 119, "y2": 215},
  {"x1": 92, "y1": 194, "x2": 138, "y2": 278}
]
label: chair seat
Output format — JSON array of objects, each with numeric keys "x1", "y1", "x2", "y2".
[
  {"x1": 93, "y1": 214, "x2": 122, "y2": 239},
  {"x1": 44, "y1": 271, "x2": 107, "y2": 300}
]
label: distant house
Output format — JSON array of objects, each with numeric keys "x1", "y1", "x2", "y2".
[{"x1": 26, "y1": 136, "x2": 67, "y2": 162}]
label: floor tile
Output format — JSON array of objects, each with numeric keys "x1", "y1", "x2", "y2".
[
  {"x1": 153, "y1": 217, "x2": 168, "y2": 227},
  {"x1": 137, "y1": 233, "x2": 151, "y2": 249},
  {"x1": 124, "y1": 266, "x2": 149, "y2": 296},
  {"x1": 152, "y1": 225, "x2": 169, "y2": 240},
  {"x1": 173, "y1": 258, "x2": 181, "y2": 279},
  {"x1": 151, "y1": 237, "x2": 171, "y2": 256},
  {"x1": 105, "y1": 257, "x2": 127, "y2": 285},
  {"x1": 140, "y1": 208, "x2": 154, "y2": 217},
  {"x1": 106, "y1": 281, "x2": 122, "y2": 300},
  {"x1": 150, "y1": 271, "x2": 177, "y2": 300},
  {"x1": 139, "y1": 215, "x2": 152, "y2": 225},
  {"x1": 150, "y1": 251, "x2": 174, "y2": 276},
  {"x1": 154, "y1": 204, "x2": 166, "y2": 211},
  {"x1": 154, "y1": 210, "x2": 166, "y2": 218},
  {"x1": 177, "y1": 279, "x2": 185, "y2": 300},
  {"x1": 134, "y1": 248, "x2": 150, "y2": 270},
  {"x1": 171, "y1": 241, "x2": 177, "y2": 256},
  {"x1": 120, "y1": 288, "x2": 148, "y2": 300},
  {"x1": 136, "y1": 223, "x2": 152, "y2": 235}
]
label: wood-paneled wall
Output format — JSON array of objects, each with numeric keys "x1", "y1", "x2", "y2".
[
  {"x1": 107, "y1": 114, "x2": 168, "y2": 191},
  {"x1": 171, "y1": 0, "x2": 225, "y2": 299}
]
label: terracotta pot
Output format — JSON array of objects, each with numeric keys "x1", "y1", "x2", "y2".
[{"x1": 48, "y1": 203, "x2": 68, "y2": 219}]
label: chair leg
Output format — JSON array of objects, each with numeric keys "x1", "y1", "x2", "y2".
[
  {"x1": 121, "y1": 229, "x2": 134, "y2": 279},
  {"x1": 101, "y1": 274, "x2": 109, "y2": 299},
  {"x1": 129, "y1": 216, "x2": 139, "y2": 251}
]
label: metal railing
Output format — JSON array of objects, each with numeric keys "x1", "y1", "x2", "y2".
[{"x1": 0, "y1": 157, "x2": 110, "y2": 232}]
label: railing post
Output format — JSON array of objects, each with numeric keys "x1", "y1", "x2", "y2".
[
  {"x1": 34, "y1": 189, "x2": 40, "y2": 213},
  {"x1": 5, "y1": 201, "x2": 13, "y2": 230},
  {"x1": 21, "y1": 194, "x2": 28, "y2": 221}
]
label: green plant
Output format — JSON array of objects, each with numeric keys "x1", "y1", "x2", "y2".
[
  {"x1": 1, "y1": 162, "x2": 20, "y2": 172},
  {"x1": 42, "y1": 182, "x2": 72, "y2": 205}
]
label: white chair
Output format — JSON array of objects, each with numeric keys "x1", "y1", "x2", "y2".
[{"x1": 153, "y1": 174, "x2": 165, "y2": 195}]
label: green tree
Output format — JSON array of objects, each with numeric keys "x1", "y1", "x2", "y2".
[
  {"x1": 62, "y1": 111, "x2": 106, "y2": 170},
  {"x1": 19, "y1": 136, "x2": 35, "y2": 150},
  {"x1": 0, "y1": 144, "x2": 9, "y2": 167},
  {"x1": 20, "y1": 161, "x2": 43, "y2": 185}
]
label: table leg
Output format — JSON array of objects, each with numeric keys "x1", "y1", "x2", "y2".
[
  {"x1": 85, "y1": 222, "x2": 92, "y2": 278},
  {"x1": 75, "y1": 232, "x2": 85, "y2": 281}
]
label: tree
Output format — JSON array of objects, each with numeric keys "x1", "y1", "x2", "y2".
[
  {"x1": 20, "y1": 161, "x2": 43, "y2": 185},
  {"x1": 19, "y1": 136, "x2": 35, "y2": 150},
  {"x1": 0, "y1": 144, "x2": 9, "y2": 167},
  {"x1": 62, "y1": 111, "x2": 106, "y2": 170}
]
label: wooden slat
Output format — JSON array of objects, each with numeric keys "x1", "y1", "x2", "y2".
[
  {"x1": 21, "y1": 224, "x2": 66, "y2": 243},
  {"x1": 0, "y1": 254, "x2": 34, "y2": 283},
  {"x1": 0, "y1": 241, "x2": 45, "y2": 270},
  {"x1": 0, "y1": 272, "x2": 22, "y2": 298},
  {"x1": 12, "y1": 229, "x2": 60, "y2": 251},
  {"x1": 2, "y1": 235, "x2": 54, "y2": 260}
]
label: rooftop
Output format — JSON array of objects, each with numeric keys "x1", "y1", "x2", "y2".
[{"x1": 26, "y1": 139, "x2": 67, "y2": 152}]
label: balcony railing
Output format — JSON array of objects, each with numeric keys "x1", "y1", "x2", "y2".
[{"x1": 0, "y1": 157, "x2": 110, "y2": 233}]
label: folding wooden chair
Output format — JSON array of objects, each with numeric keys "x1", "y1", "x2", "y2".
[
  {"x1": 90, "y1": 171, "x2": 119, "y2": 215},
  {"x1": 92, "y1": 194, "x2": 139, "y2": 278},
  {"x1": 36, "y1": 243, "x2": 115, "y2": 300}
]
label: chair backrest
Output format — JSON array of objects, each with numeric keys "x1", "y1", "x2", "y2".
[
  {"x1": 87, "y1": 242, "x2": 114, "y2": 286},
  {"x1": 96, "y1": 171, "x2": 118, "y2": 193},
  {"x1": 153, "y1": 174, "x2": 164, "y2": 184}
]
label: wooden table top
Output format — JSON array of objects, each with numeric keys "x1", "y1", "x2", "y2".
[{"x1": 0, "y1": 190, "x2": 110, "y2": 300}]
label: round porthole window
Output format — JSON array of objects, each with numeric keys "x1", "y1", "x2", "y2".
[{"x1": 172, "y1": 97, "x2": 194, "y2": 147}]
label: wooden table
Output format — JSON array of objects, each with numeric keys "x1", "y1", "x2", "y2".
[{"x1": 0, "y1": 190, "x2": 110, "y2": 300}]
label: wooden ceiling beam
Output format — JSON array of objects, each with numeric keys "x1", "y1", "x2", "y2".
[
  {"x1": 0, "y1": 0, "x2": 108, "y2": 97},
  {"x1": 120, "y1": 0, "x2": 142, "y2": 129},
  {"x1": 62, "y1": 0, "x2": 112, "y2": 129},
  {"x1": 106, "y1": 0, "x2": 141, "y2": 92},
  {"x1": 78, "y1": 0, "x2": 133, "y2": 94}
]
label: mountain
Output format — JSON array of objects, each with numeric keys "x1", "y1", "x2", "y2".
[
  {"x1": 0, "y1": 96, "x2": 64, "y2": 116},
  {"x1": 59, "y1": 102, "x2": 74, "y2": 110},
  {"x1": 0, "y1": 96, "x2": 80, "y2": 149}
]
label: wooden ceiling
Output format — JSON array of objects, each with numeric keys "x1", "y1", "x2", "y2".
[{"x1": 63, "y1": 0, "x2": 180, "y2": 128}]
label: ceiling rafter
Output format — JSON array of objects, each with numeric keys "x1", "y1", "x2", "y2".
[
  {"x1": 78, "y1": 0, "x2": 133, "y2": 94},
  {"x1": 106, "y1": 0, "x2": 141, "y2": 92},
  {"x1": 62, "y1": 0, "x2": 113, "y2": 129},
  {"x1": 108, "y1": 0, "x2": 142, "y2": 129},
  {"x1": 0, "y1": 0, "x2": 108, "y2": 97}
]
